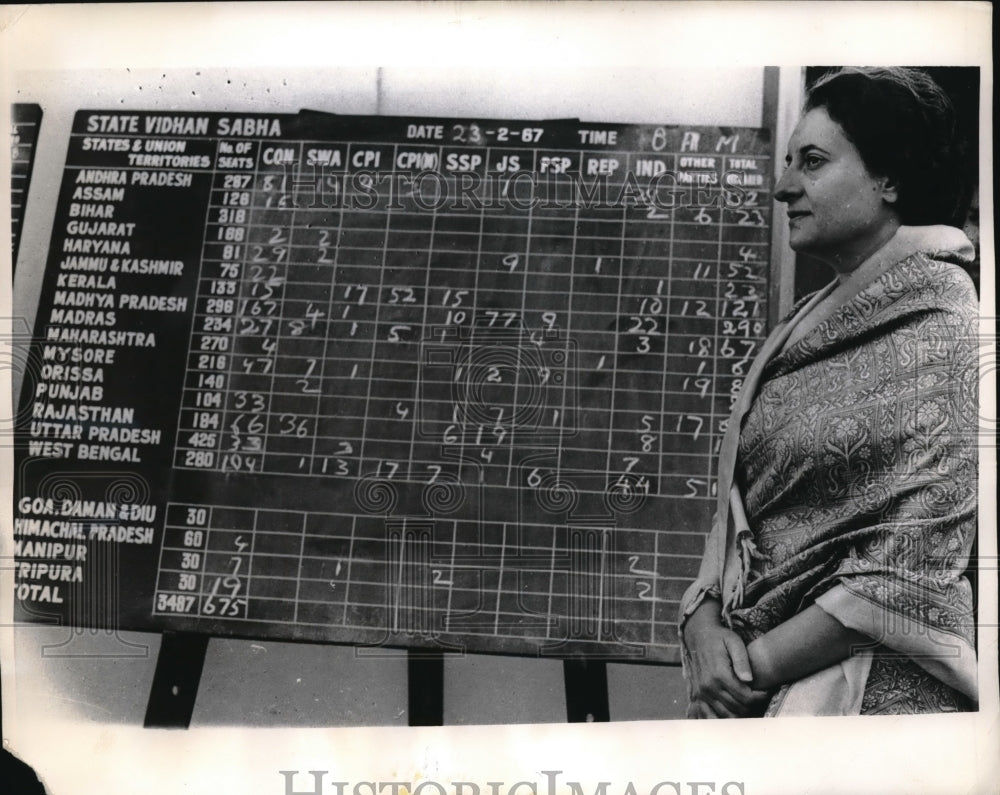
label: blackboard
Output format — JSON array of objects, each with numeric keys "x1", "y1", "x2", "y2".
[
  {"x1": 13, "y1": 109, "x2": 773, "y2": 663},
  {"x1": 11, "y1": 103, "x2": 43, "y2": 271}
]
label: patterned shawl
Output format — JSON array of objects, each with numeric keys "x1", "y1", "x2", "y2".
[{"x1": 679, "y1": 226, "x2": 980, "y2": 709}]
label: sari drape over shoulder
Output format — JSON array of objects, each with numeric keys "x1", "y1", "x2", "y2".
[{"x1": 678, "y1": 226, "x2": 979, "y2": 715}]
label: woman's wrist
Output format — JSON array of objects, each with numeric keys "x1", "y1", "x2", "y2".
[
  {"x1": 746, "y1": 637, "x2": 777, "y2": 691},
  {"x1": 684, "y1": 597, "x2": 723, "y2": 636}
]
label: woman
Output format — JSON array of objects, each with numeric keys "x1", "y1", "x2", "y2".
[{"x1": 678, "y1": 67, "x2": 979, "y2": 717}]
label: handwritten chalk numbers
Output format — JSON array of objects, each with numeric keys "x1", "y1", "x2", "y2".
[
  {"x1": 628, "y1": 556, "x2": 658, "y2": 602},
  {"x1": 171, "y1": 119, "x2": 773, "y2": 549},
  {"x1": 318, "y1": 441, "x2": 354, "y2": 477},
  {"x1": 280, "y1": 415, "x2": 311, "y2": 438},
  {"x1": 639, "y1": 415, "x2": 657, "y2": 454},
  {"x1": 155, "y1": 503, "x2": 261, "y2": 621},
  {"x1": 94, "y1": 113, "x2": 789, "y2": 655},
  {"x1": 680, "y1": 300, "x2": 712, "y2": 318},
  {"x1": 526, "y1": 468, "x2": 546, "y2": 489},
  {"x1": 287, "y1": 303, "x2": 325, "y2": 337},
  {"x1": 176, "y1": 151, "x2": 270, "y2": 474},
  {"x1": 693, "y1": 208, "x2": 713, "y2": 225},
  {"x1": 317, "y1": 229, "x2": 335, "y2": 263},
  {"x1": 262, "y1": 174, "x2": 290, "y2": 208},
  {"x1": 735, "y1": 209, "x2": 765, "y2": 227},
  {"x1": 692, "y1": 262, "x2": 712, "y2": 280},
  {"x1": 651, "y1": 127, "x2": 669, "y2": 152}
]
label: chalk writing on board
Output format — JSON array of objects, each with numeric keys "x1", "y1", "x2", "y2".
[{"x1": 14, "y1": 111, "x2": 772, "y2": 662}]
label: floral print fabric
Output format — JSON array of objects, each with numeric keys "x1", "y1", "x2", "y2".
[{"x1": 727, "y1": 252, "x2": 979, "y2": 708}]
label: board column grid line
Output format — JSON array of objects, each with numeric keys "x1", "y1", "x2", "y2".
[
  {"x1": 269, "y1": 141, "x2": 311, "y2": 474},
  {"x1": 196, "y1": 506, "x2": 213, "y2": 616},
  {"x1": 239, "y1": 509, "x2": 258, "y2": 620},
  {"x1": 403, "y1": 145, "x2": 441, "y2": 482},
  {"x1": 171, "y1": 132, "x2": 229, "y2": 469},
  {"x1": 218, "y1": 136, "x2": 266, "y2": 475},
  {"x1": 651, "y1": 151, "x2": 677, "y2": 640},
  {"x1": 493, "y1": 521, "x2": 508, "y2": 636},
  {"x1": 340, "y1": 514, "x2": 359, "y2": 628},
  {"x1": 555, "y1": 187, "x2": 581, "y2": 482},
  {"x1": 602, "y1": 198, "x2": 628, "y2": 494},
  {"x1": 443, "y1": 517, "x2": 459, "y2": 636},
  {"x1": 305, "y1": 141, "x2": 346, "y2": 476},
  {"x1": 708, "y1": 156, "x2": 726, "y2": 499},
  {"x1": 456, "y1": 153, "x2": 492, "y2": 485},
  {"x1": 504, "y1": 145, "x2": 535, "y2": 487},
  {"x1": 355, "y1": 142, "x2": 400, "y2": 480},
  {"x1": 291, "y1": 511, "x2": 308, "y2": 624}
]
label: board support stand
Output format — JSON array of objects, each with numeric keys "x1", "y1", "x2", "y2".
[
  {"x1": 143, "y1": 631, "x2": 210, "y2": 728},
  {"x1": 563, "y1": 659, "x2": 610, "y2": 722},
  {"x1": 407, "y1": 650, "x2": 444, "y2": 726}
]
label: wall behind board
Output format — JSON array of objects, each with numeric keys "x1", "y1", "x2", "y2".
[{"x1": 10, "y1": 64, "x2": 771, "y2": 727}]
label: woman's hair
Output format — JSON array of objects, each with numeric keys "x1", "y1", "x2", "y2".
[{"x1": 805, "y1": 67, "x2": 972, "y2": 227}]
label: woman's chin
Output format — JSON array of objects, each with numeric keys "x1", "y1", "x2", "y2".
[
  {"x1": 786, "y1": 233, "x2": 828, "y2": 261},
  {"x1": 786, "y1": 235, "x2": 814, "y2": 255}
]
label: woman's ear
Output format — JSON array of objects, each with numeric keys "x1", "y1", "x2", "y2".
[{"x1": 879, "y1": 175, "x2": 899, "y2": 205}]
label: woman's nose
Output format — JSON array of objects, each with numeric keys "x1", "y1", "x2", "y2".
[{"x1": 774, "y1": 166, "x2": 799, "y2": 203}]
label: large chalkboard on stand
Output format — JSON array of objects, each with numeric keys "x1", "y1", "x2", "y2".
[{"x1": 14, "y1": 109, "x2": 773, "y2": 663}]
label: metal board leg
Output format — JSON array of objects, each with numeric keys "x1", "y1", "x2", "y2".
[
  {"x1": 143, "y1": 632, "x2": 209, "y2": 728},
  {"x1": 564, "y1": 659, "x2": 610, "y2": 722},
  {"x1": 407, "y1": 650, "x2": 444, "y2": 726}
]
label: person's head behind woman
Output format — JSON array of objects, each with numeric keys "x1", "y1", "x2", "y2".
[{"x1": 804, "y1": 67, "x2": 971, "y2": 228}]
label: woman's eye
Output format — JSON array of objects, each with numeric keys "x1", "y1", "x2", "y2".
[{"x1": 803, "y1": 155, "x2": 825, "y2": 169}]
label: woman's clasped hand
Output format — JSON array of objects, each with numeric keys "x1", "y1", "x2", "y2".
[{"x1": 682, "y1": 600, "x2": 770, "y2": 718}]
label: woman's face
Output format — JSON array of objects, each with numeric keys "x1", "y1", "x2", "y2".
[{"x1": 775, "y1": 106, "x2": 899, "y2": 274}]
